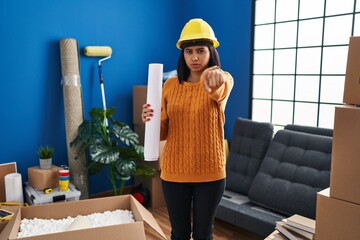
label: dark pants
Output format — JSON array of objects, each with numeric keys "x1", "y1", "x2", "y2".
[{"x1": 161, "y1": 179, "x2": 225, "y2": 240}]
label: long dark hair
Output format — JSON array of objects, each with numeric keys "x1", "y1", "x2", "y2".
[{"x1": 177, "y1": 40, "x2": 221, "y2": 83}]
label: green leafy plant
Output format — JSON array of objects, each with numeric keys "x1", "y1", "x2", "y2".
[
  {"x1": 37, "y1": 145, "x2": 55, "y2": 159},
  {"x1": 70, "y1": 107, "x2": 155, "y2": 195}
]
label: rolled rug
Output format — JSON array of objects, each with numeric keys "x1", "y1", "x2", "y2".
[{"x1": 59, "y1": 38, "x2": 89, "y2": 199}]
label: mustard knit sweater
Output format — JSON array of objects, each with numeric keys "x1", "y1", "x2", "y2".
[{"x1": 160, "y1": 72, "x2": 234, "y2": 182}]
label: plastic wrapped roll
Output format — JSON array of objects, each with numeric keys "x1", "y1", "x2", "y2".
[
  {"x1": 144, "y1": 63, "x2": 163, "y2": 161},
  {"x1": 5, "y1": 173, "x2": 23, "y2": 203},
  {"x1": 60, "y1": 38, "x2": 89, "y2": 199}
]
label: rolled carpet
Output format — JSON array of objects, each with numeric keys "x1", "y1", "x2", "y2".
[{"x1": 59, "y1": 38, "x2": 89, "y2": 199}]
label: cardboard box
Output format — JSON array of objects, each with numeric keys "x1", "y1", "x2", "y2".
[
  {"x1": 28, "y1": 165, "x2": 63, "y2": 190},
  {"x1": 224, "y1": 139, "x2": 229, "y2": 161},
  {"x1": 146, "y1": 140, "x2": 165, "y2": 171},
  {"x1": 135, "y1": 140, "x2": 166, "y2": 209},
  {"x1": 133, "y1": 85, "x2": 147, "y2": 125},
  {"x1": 0, "y1": 162, "x2": 17, "y2": 202},
  {"x1": 0, "y1": 223, "x2": 6, "y2": 235},
  {"x1": 343, "y1": 36, "x2": 360, "y2": 105},
  {"x1": 134, "y1": 123, "x2": 145, "y2": 146},
  {"x1": 330, "y1": 105, "x2": 360, "y2": 204},
  {"x1": 133, "y1": 124, "x2": 165, "y2": 170},
  {"x1": 316, "y1": 188, "x2": 360, "y2": 240},
  {"x1": 135, "y1": 170, "x2": 166, "y2": 209},
  {"x1": 133, "y1": 85, "x2": 165, "y2": 171},
  {"x1": 133, "y1": 85, "x2": 165, "y2": 207},
  {"x1": 0, "y1": 194, "x2": 167, "y2": 240},
  {"x1": 0, "y1": 204, "x2": 21, "y2": 235}
]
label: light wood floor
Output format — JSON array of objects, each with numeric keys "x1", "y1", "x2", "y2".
[{"x1": 145, "y1": 207, "x2": 264, "y2": 240}]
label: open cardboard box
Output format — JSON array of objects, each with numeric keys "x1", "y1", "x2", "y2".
[
  {"x1": 0, "y1": 204, "x2": 21, "y2": 235},
  {"x1": 0, "y1": 194, "x2": 167, "y2": 240}
]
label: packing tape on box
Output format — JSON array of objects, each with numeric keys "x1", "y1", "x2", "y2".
[
  {"x1": 144, "y1": 63, "x2": 163, "y2": 161},
  {"x1": 5, "y1": 173, "x2": 23, "y2": 203}
]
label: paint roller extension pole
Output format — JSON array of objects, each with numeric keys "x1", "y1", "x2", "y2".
[
  {"x1": 84, "y1": 46, "x2": 112, "y2": 126},
  {"x1": 98, "y1": 57, "x2": 111, "y2": 112},
  {"x1": 98, "y1": 57, "x2": 111, "y2": 126}
]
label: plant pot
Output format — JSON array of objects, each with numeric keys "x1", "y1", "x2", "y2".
[{"x1": 39, "y1": 158, "x2": 52, "y2": 170}]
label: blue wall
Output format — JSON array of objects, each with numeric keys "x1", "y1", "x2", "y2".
[
  {"x1": 0, "y1": 0, "x2": 252, "y2": 195},
  {"x1": 180, "y1": 0, "x2": 253, "y2": 137}
]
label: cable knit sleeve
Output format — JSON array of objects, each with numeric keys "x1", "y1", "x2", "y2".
[
  {"x1": 160, "y1": 77, "x2": 174, "y2": 140},
  {"x1": 209, "y1": 71, "x2": 234, "y2": 109}
]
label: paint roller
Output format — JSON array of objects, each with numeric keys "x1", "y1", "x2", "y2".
[{"x1": 84, "y1": 46, "x2": 112, "y2": 124}]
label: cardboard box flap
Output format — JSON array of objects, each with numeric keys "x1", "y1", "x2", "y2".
[
  {"x1": 319, "y1": 188, "x2": 329, "y2": 197},
  {"x1": 130, "y1": 196, "x2": 167, "y2": 239},
  {"x1": 0, "y1": 207, "x2": 19, "y2": 240},
  {"x1": 0, "y1": 162, "x2": 17, "y2": 202},
  {"x1": 0, "y1": 203, "x2": 22, "y2": 240}
]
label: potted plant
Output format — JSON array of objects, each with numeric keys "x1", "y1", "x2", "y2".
[
  {"x1": 37, "y1": 145, "x2": 55, "y2": 170},
  {"x1": 70, "y1": 107, "x2": 155, "y2": 195}
]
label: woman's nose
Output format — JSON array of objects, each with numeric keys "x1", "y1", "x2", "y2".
[{"x1": 192, "y1": 55, "x2": 199, "y2": 61}]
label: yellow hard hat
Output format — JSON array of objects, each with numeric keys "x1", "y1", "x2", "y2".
[{"x1": 176, "y1": 18, "x2": 220, "y2": 49}]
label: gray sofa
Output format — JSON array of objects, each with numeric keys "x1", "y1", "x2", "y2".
[{"x1": 216, "y1": 118, "x2": 333, "y2": 237}]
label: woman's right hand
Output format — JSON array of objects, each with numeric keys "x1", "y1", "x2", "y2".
[{"x1": 141, "y1": 104, "x2": 153, "y2": 123}]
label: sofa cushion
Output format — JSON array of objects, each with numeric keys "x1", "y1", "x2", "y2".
[
  {"x1": 284, "y1": 124, "x2": 333, "y2": 137},
  {"x1": 217, "y1": 195, "x2": 286, "y2": 237},
  {"x1": 226, "y1": 118, "x2": 273, "y2": 194},
  {"x1": 248, "y1": 129, "x2": 332, "y2": 219}
]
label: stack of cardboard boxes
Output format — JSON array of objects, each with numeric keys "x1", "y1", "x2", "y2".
[
  {"x1": 133, "y1": 86, "x2": 166, "y2": 209},
  {"x1": 27, "y1": 165, "x2": 63, "y2": 190},
  {"x1": 26, "y1": 165, "x2": 81, "y2": 205},
  {"x1": 316, "y1": 36, "x2": 360, "y2": 240}
]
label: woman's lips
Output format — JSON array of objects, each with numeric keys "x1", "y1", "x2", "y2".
[{"x1": 190, "y1": 64, "x2": 201, "y2": 69}]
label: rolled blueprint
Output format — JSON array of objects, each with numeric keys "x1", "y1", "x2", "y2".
[
  {"x1": 144, "y1": 63, "x2": 163, "y2": 161},
  {"x1": 60, "y1": 38, "x2": 89, "y2": 199},
  {"x1": 5, "y1": 173, "x2": 23, "y2": 203}
]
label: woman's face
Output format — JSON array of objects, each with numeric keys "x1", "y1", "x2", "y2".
[{"x1": 183, "y1": 45, "x2": 210, "y2": 73}]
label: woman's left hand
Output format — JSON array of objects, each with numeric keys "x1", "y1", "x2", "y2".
[{"x1": 201, "y1": 66, "x2": 226, "y2": 93}]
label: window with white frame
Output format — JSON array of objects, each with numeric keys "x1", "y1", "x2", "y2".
[{"x1": 252, "y1": 0, "x2": 359, "y2": 132}]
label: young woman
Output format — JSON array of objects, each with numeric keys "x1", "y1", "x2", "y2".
[{"x1": 142, "y1": 18, "x2": 234, "y2": 240}]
